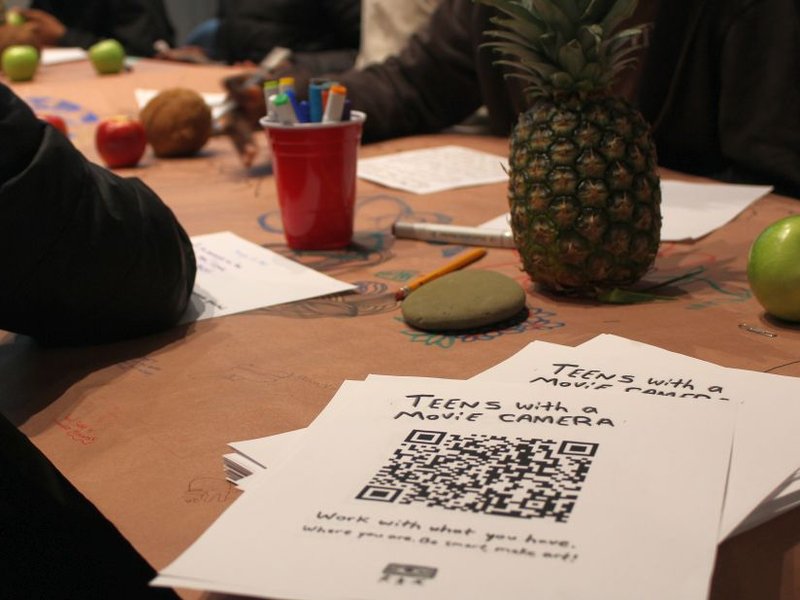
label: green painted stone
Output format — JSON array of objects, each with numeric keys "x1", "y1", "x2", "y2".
[{"x1": 401, "y1": 270, "x2": 526, "y2": 331}]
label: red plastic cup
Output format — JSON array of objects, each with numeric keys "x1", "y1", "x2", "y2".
[{"x1": 261, "y1": 111, "x2": 366, "y2": 250}]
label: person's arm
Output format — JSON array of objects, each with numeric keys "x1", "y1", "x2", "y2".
[
  {"x1": 337, "y1": 0, "x2": 484, "y2": 142},
  {"x1": 0, "y1": 21, "x2": 44, "y2": 51},
  {"x1": 0, "y1": 83, "x2": 196, "y2": 346},
  {"x1": 214, "y1": 0, "x2": 360, "y2": 65},
  {"x1": 221, "y1": 0, "x2": 486, "y2": 162}
]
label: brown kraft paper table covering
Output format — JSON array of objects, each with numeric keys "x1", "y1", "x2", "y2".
[{"x1": 1, "y1": 59, "x2": 798, "y2": 600}]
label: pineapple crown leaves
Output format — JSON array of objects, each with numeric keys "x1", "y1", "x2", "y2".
[{"x1": 475, "y1": 0, "x2": 645, "y2": 97}]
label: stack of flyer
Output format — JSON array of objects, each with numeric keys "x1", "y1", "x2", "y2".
[{"x1": 155, "y1": 334, "x2": 800, "y2": 599}]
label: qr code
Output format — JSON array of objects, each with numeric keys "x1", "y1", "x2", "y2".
[{"x1": 356, "y1": 430, "x2": 598, "y2": 523}]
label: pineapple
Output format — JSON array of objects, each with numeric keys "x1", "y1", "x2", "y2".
[{"x1": 478, "y1": 0, "x2": 661, "y2": 296}]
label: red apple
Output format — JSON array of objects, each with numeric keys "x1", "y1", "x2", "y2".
[
  {"x1": 38, "y1": 113, "x2": 68, "y2": 136},
  {"x1": 95, "y1": 116, "x2": 147, "y2": 168}
]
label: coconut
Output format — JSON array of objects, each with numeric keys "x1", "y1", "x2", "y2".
[{"x1": 140, "y1": 88, "x2": 211, "y2": 157}]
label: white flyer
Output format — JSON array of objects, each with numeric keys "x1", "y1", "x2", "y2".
[{"x1": 156, "y1": 376, "x2": 735, "y2": 600}]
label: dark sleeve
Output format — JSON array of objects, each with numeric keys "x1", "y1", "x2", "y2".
[
  {"x1": 336, "y1": 0, "x2": 485, "y2": 143},
  {"x1": 0, "y1": 415, "x2": 180, "y2": 598},
  {"x1": 717, "y1": 0, "x2": 800, "y2": 197},
  {"x1": 0, "y1": 83, "x2": 196, "y2": 346},
  {"x1": 215, "y1": 17, "x2": 317, "y2": 64},
  {"x1": 56, "y1": 0, "x2": 175, "y2": 57},
  {"x1": 214, "y1": 0, "x2": 360, "y2": 65},
  {"x1": 55, "y1": 27, "x2": 101, "y2": 52},
  {"x1": 639, "y1": 0, "x2": 800, "y2": 198},
  {"x1": 323, "y1": 0, "x2": 361, "y2": 50}
]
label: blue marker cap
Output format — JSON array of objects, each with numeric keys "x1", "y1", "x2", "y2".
[
  {"x1": 309, "y1": 78, "x2": 329, "y2": 123},
  {"x1": 297, "y1": 100, "x2": 310, "y2": 123},
  {"x1": 283, "y1": 89, "x2": 302, "y2": 121}
]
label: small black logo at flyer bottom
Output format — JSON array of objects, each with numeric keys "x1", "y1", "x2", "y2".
[{"x1": 380, "y1": 563, "x2": 437, "y2": 585}]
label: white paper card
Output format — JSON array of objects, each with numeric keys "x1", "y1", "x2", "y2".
[
  {"x1": 229, "y1": 428, "x2": 306, "y2": 469},
  {"x1": 479, "y1": 180, "x2": 772, "y2": 242},
  {"x1": 475, "y1": 334, "x2": 800, "y2": 540},
  {"x1": 182, "y1": 231, "x2": 355, "y2": 322},
  {"x1": 157, "y1": 377, "x2": 735, "y2": 600},
  {"x1": 41, "y1": 47, "x2": 88, "y2": 65},
  {"x1": 357, "y1": 145, "x2": 508, "y2": 194}
]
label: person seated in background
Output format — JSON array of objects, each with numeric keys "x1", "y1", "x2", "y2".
[
  {"x1": 17, "y1": 0, "x2": 175, "y2": 57},
  {"x1": 0, "y1": 81, "x2": 194, "y2": 597},
  {"x1": 636, "y1": 0, "x2": 800, "y2": 198},
  {"x1": 219, "y1": 0, "x2": 440, "y2": 164},
  {"x1": 156, "y1": 0, "x2": 361, "y2": 74},
  {"x1": 222, "y1": 0, "x2": 800, "y2": 199}
]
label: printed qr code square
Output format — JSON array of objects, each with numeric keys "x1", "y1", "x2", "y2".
[{"x1": 357, "y1": 429, "x2": 598, "y2": 523}]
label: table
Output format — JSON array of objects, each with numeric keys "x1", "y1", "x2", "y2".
[{"x1": 2, "y1": 58, "x2": 798, "y2": 600}]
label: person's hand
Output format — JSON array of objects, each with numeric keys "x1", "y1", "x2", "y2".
[
  {"x1": 153, "y1": 44, "x2": 214, "y2": 65},
  {"x1": 19, "y1": 9, "x2": 66, "y2": 46},
  {"x1": 221, "y1": 107, "x2": 261, "y2": 168},
  {"x1": 219, "y1": 64, "x2": 312, "y2": 167},
  {"x1": 222, "y1": 70, "x2": 268, "y2": 131},
  {"x1": 219, "y1": 70, "x2": 268, "y2": 167},
  {"x1": 0, "y1": 22, "x2": 42, "y2": 50}
]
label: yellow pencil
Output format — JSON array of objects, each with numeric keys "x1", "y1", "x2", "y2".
[{"x1": 395, "y1": 247, "x2": 488, "y2": 300}]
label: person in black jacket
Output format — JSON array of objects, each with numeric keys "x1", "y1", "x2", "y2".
[
  {"x1": 0, "y1": 82, "x2": 196, "y2": 345},
  {"x1": 214, "y1": 0, "x2": 360, "y2": 66},
  {"x1": 636, "y1": 0, "x2": 800, "y2": 198},
  {"x1": 223, "y1": 0, "x2": 800, "y2": 198},
  {"x1": 19, "y1": 0, "x2": 175, "y2": 57},
  {"x1": 0, "y1": 82, "x2": 194, "y2": 597}
]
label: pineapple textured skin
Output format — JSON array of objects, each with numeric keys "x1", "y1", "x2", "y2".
[{"x1": 509, "y1": 92, "x2": 661, "y2": 294}]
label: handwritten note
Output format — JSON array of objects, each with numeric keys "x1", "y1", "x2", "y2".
[
  {"x1": 357, "y1": 145, "x2": 508, "y2": 194},
  {"x1": 479, "y1": 180, "x2": 772, "y2": 241},
  {"x1": 181, "y1": 231, "x2": 355, "y2": 323},
  {"x1": 155, "y1": 377, "x2": 734, "y2": 599}
]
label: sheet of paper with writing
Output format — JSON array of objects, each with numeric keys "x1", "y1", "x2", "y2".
[
  {"x1": 181, "y1": 231, "x2": 356, "y2": 322},
  {"x1": 474, "y1": 335, "x2": 800, "y2": 540},
  {"x1": 155, "y1": 377, "x2": 735, "y2": 599},
  {"x1": 479, "y1": 180, "x2": 772, "y2": 242},
  {"x1": 357, "y1": 145, "x2": 508, "y2": 194},
  {"x1": 576, "y1": 334, "x2": 800, "y2": 538}
]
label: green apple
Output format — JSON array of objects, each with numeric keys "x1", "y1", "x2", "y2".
[
  {"x1": 6, "y1": 10, "x2": 26, "y2": 26},
  {"x1": 1, "y1": 44, "x2": 39, "y2": 82},
  {"x1": 88, "y1": 39, "x2": 126, "y2": 75},
  {"x1": 747, "y1": 215, "x2": 800, "y2": 322}
]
